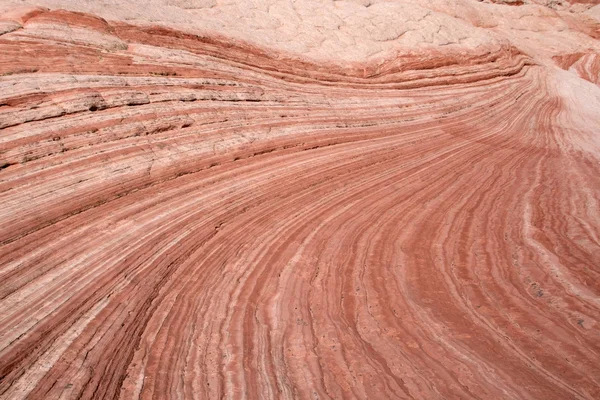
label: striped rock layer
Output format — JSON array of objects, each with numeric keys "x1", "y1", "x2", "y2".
[{"x1": 1, "y1": 5, "x2": 600, "y2": 400}]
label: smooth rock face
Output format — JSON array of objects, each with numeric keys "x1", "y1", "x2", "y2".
[{"x1": 0, "y1": 1, "x2": 599, "y2": 399}]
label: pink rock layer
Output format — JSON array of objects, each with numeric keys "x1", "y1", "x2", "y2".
[{"x1": 0, "y1": 6, "x2": 600, "y2": 400}]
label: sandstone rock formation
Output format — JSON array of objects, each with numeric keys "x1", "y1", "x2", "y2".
[{"x1": 0, "y1": 1, "x2": 599, "y2": 399}]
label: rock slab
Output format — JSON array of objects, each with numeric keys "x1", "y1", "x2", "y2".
[{"x1": 0, "y1": 1, "x2": 600, "y2": 399}]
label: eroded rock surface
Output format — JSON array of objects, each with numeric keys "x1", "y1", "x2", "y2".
[{"x1": 0, "y1": 1, "x2": 599, "y2": 399}]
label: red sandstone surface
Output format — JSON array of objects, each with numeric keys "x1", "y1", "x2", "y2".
[{"x1": 0, "y1": 1, "x2": 599, "y2": 399}]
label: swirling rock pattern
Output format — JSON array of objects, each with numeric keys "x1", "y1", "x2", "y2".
[
  {"x1": 1, "y1": 2, "x2": 600, "y2": 399},
  {"x1": 554, "y1": 51, "x2": 600, "y2": 84}
]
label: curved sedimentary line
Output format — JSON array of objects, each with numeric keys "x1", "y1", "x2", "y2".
[{"x1": 0, "y1": 6, "x2": 599, "y2": 400}]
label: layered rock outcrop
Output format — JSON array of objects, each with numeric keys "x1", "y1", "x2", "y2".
[{"x1": 1, "y1": 1, "x2": 599, "y2": 399}]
